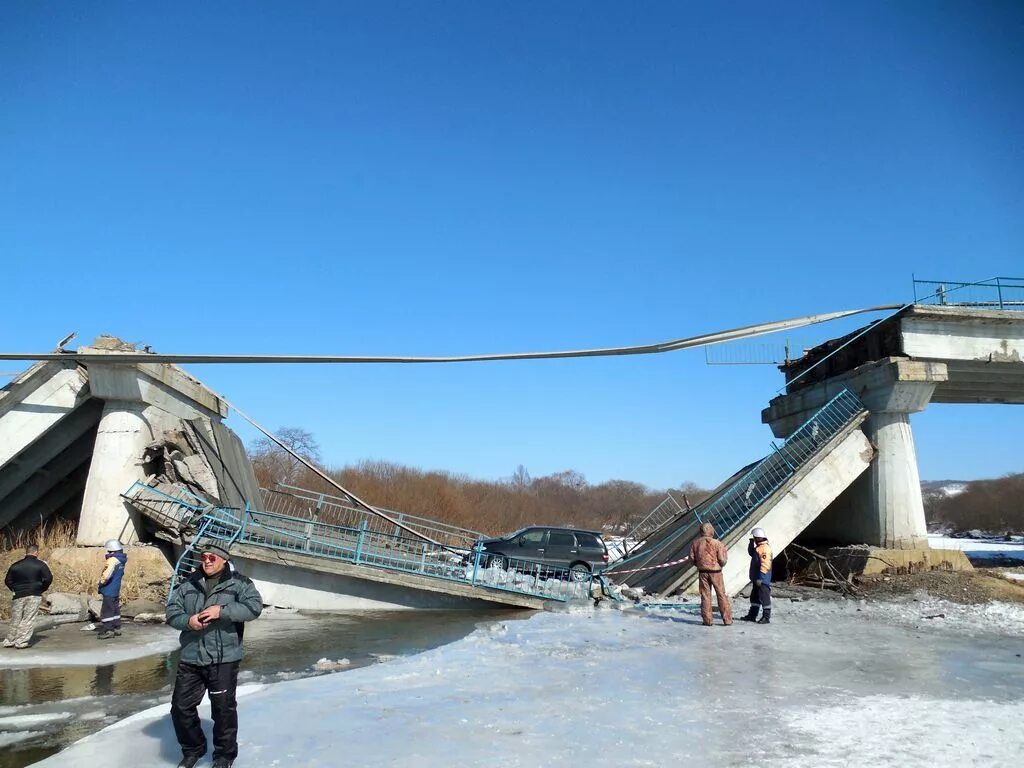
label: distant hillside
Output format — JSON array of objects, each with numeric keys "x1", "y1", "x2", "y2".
[{"x1": 923, "y1": 473, "x2": 1024, "y2": 534}]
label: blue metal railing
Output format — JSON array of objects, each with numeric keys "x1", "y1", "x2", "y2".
[
  {"x1": 169, "y1": 506, "x2": 245, "y2": 597},
  {"x1": 238, "y1": 507, "x2": 592, "y2": 602},
  {"x1": 616, "y1": 494, "x2": 687, "y2": 559},
  {"x1": 259, "y1": 484, "x2": 485, "y2": 551},
  {"x1": 913, "y1": 276, "x2": 1024, "y2": 311},
  {"x1": 122, "y1": 482, "x2": 245, "y2": 600},
  {"x1": 698, "y1": 388, "x2": 863, "y2": 537},
  {"x1": 605, "y1": 388, "x2": 865, "y2": 577}
]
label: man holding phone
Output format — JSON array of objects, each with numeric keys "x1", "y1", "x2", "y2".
[{"x1": 165, "y1": 543, "x2": 264, "y2": 768}]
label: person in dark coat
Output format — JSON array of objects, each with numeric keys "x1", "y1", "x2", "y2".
[
  {"x1": 3, "y1": 544, "x2": 53, "y2": 649},
  {"x1": 97, "y1": 539, "x2": 127, "y2": 640},
  {"x1": 740, "y1": 527, "x2": 773, "y2": 624},
  {"x1": 165, "y1": 543, "x2": 263, "y2": 768}
]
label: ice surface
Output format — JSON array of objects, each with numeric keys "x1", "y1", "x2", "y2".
[
  {"x1": 929, "y1": 533, "x2": 1024, "y2": 562},
  {"x1": 0, "y1": 628, "x2": 180, "y2": 669},
  {"x1": 0, "y1": 731, "x2": 44, "y2": 747},
  {"x1": 33, "y1": 598, "x2": 1024, "y2": 767},
  {"x1": 0, "y1": 712, "x2": 72, "y2": 729}
]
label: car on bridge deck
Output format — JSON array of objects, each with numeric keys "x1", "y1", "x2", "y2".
[{"x1": 469, "y1": 526, "x2": 609, "y2": 581}]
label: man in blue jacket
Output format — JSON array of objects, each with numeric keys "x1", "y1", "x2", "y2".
[
  {"x1": 97, "y1": 539, "x2": 127, "y2": 639},
  {"x1": 165, "y1": 543, "x2": 263, "y2": 768}
]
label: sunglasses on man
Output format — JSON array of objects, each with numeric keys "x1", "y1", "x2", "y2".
[{"x1": 200, "y1": 553, "x2": 223, "y2": 563}]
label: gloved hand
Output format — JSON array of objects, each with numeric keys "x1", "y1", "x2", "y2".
[{"x1": 753, "y1": 578, "x2": 762, "y2": 586}]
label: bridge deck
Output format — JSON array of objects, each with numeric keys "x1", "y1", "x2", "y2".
[{"x1": 124, "y1": 482, "x2": 592, "y2": 610}]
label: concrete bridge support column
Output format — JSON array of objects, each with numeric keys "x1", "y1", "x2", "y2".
[
  {"x1": 763, "y1": 359, "x2": 947, "y2": 549},
  {"x1": 75, "y1": 359, "x2": 229, "y2": 546},
  {"x1": 76, "y1": 401, "x2": 184, "y2": 545},
  {"x1": 858, "y1": 409, "x2": 928, "y2": 548}
]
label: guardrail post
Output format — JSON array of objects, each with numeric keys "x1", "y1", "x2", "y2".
[
  {"x1": 771, "y1": 443, "x2": 796, "y2": 471},
  {"x1": 997, "y1": 277, "x2": 1004, "y2": 310},
  {"x1": 471, "y1": 542, "x2": 483, "y2": 585},
  {"x1": 354, "y1": 520, "x2": 368, "y2": 563},
  {"x1": 420, "y1": 542, "x2": 428, "y2": 572}
]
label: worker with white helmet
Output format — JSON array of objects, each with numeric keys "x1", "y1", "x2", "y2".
[
  {"x1": 740, "y1": 527, "x2": 773, "y2": 624},
  {"x1": 97, "y1": 539, "x2": 127, "y2": 639}
]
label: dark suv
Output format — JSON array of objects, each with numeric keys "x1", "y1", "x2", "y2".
[{"x1": 472, "y1": 526, "x2": 609, "y2": 581}]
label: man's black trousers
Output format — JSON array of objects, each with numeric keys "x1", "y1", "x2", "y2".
[
  {"x1": 749, "y1": 580, "x2": 772, "y2": 610},
  {"x1": 171, "y1": 660, "x2": 240, "y2": 761}
]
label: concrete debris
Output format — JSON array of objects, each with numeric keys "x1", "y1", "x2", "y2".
[{"x1": 132, "y1": 612, "x2": 166, "y2": 624}]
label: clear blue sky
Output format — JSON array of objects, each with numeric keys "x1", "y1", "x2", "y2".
[{"x1": 1, "y1": 2, "x2": 1021, "y2": 490}]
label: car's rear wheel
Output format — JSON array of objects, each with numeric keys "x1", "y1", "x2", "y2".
[{"x1": 569, "y1": 562, "x2": 591, "y2": 582}]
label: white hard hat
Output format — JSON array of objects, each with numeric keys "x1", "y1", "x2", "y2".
[
  {"x1": 751, "y1": 528, "x2": 767, "y2": 539},
  {"x1": 104, "y1": 539, "x2": 124, "y2": 551}
]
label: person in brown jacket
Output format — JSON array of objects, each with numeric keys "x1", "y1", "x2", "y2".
[{"x1": 688, "y1": 522, "x2": 732, "y2": 626}]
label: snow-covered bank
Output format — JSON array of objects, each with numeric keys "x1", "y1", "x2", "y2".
[{"x1": 35, "y1": 599, "x2": 1024, "y2": 767}]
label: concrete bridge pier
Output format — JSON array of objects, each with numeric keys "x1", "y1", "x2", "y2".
[
  {"x1": 763, "y1": 359, "x2": 948, "y2": 548},
  {"x1": 74, "y1": 357, "x2": 231, "y2": 546},
  {"x1": 76, "y1": 400, "x2": 189, "y2": 545}
]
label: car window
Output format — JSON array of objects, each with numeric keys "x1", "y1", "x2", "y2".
[
  {"x1": 548, "y1": 531, "x2": 575, "y2": 547},
  {"x1": 574, "y1": 532, "x2": 602, "y2": 549},
  {"x1": 519, "y1": 530, "x2": 546, "y2": 547}
]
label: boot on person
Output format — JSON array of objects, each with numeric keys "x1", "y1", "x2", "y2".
[
  {"x1": 740, "y1": 606, "x2": 759, "y2": 622},
  {"x1": 757, "y1": 609, "x2": 772, "y2": 624}
]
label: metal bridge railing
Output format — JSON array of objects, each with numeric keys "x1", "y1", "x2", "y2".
[
  {"x1": 618, "y1": 494, "x2": 686, "y2": 557},
  {"x1": 240, "y1": 507, "x2": 591, "y2": 602},
  {"x1": 698, "y1": 388, "x2": 864, "y2": 539},
  {"x1": 913, "y1": 276, "x2": 1024, "y2": 311},
  {"x1": 125, "y1": 480, "x2": 590, "y2": 604},
  {"x1": 123, "y1": 482, "x2": 246, "y2": 598},
  {"x1": 122, "y1": 480, "x2": 209, "y2": 531},
  {"x1": 259, "y1": 484, "x2": 485, "y2": 551},
  {"x1": 604, "y1": 388, "x2": 865, "y2": 578}
]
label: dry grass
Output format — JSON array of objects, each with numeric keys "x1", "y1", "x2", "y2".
[{"x1": 1, "y1": 519, "x2": 161, "y2": 621}]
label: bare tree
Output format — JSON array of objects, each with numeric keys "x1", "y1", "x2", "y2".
[
  {"x1": 250, "y1": 428, "x2": 322, "y2": 487},
  {"x1": 509, "y1": 465, "x2": 532, "y2": 492}
]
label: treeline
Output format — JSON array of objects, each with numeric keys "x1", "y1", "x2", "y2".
[
  {"x1": 924, "y1": 472, "x2": 1024, "y2": 534},
  {"x1": 249, "y1": 429, "x2": 710, "y2": 536}
]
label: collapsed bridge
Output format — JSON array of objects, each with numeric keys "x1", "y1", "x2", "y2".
[{"x1": 0, "y1": 338, "x2": 589, "y2": 610}]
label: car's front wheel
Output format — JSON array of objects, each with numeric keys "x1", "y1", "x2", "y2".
[
  {"x1": 569, "y1": 562, "x2": 591, "y2": 582},
  {"x1": 488, "y1": 554, "x2": 508, "y2": 570}
]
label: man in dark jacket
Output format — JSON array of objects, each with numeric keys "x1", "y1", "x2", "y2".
[
  {"x1": 3, "y1": 544, "x2": 53, "y2": 649},
  {"x1": 165, "y1": 543, "x2": 263, "y2": 768}
]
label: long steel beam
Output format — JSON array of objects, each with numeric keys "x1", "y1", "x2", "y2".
[{"x1": 0, "y1": 305, "x2": 901, "y2": 365}]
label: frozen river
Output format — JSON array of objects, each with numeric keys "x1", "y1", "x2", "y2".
[
  {"x1": 0, "y1": 608, "x2": 525, "y2": 768},
  {"x1": 18, "y1": 591, "x2": 1024, "y2": 767}
]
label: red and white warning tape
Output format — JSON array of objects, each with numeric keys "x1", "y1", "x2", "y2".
[{"x1": 605, "y1": 555, "x2": 690, "y2": 575}]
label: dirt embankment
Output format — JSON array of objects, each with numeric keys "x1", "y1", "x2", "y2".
[{"x1": 856, "y1": 568, "x2": 1024, "y2": 605}]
